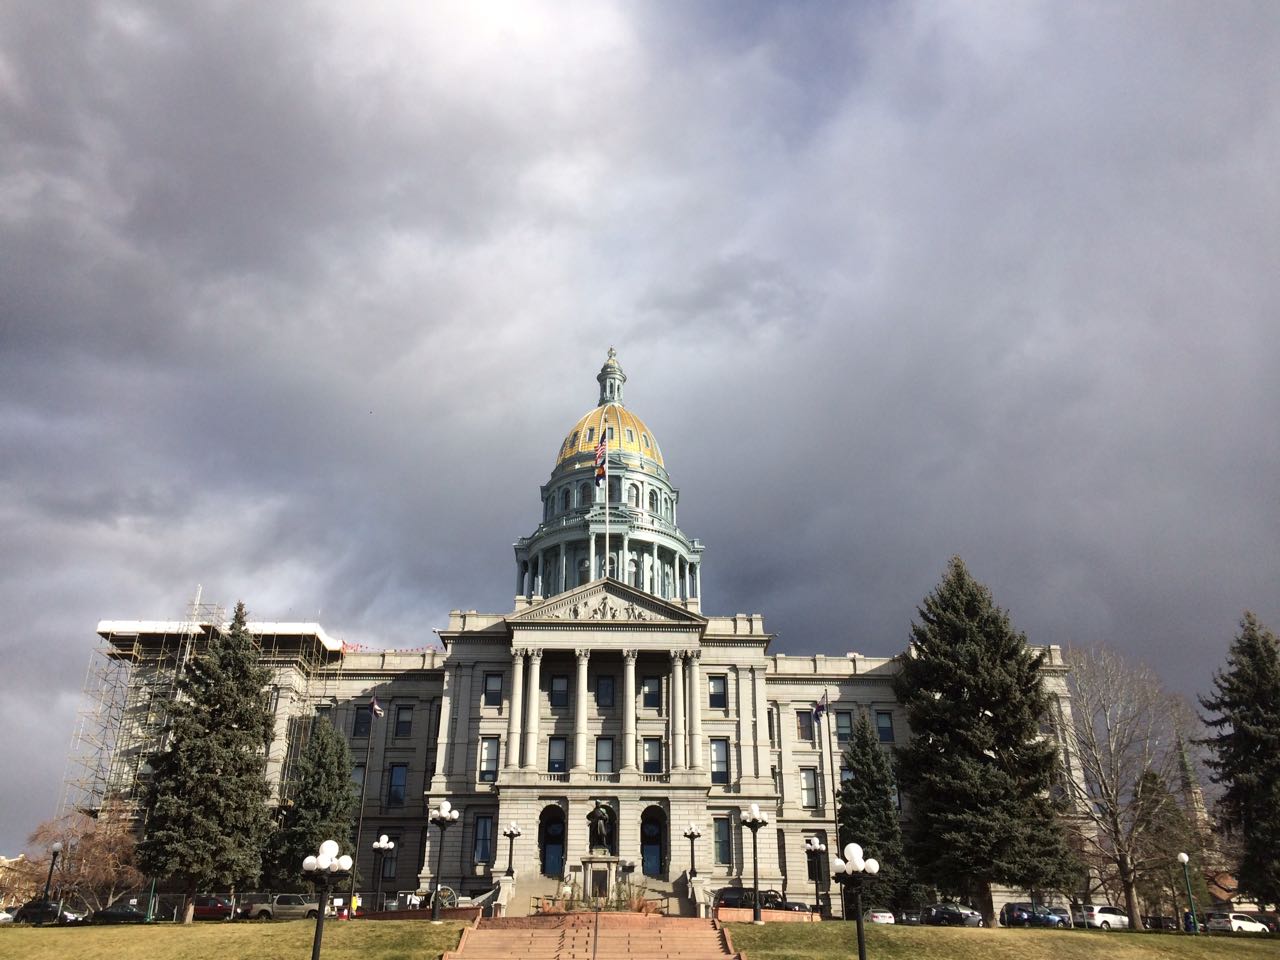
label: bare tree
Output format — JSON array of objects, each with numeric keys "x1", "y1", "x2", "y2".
[
  {"x1": 1062, "y1": 646, "x2": 1188, "y2": 929},
  {"x1": 27, "y1": 813, "x2": 144, "y2": 912}
]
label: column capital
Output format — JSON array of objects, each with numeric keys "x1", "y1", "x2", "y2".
[
  {"x1": 512, "y1": 647, "x2": 529, "y2": 659},
  {"x1": 685, "y1": 648, "x2": 701, "y2": 661},
  {"x1": 528, "y1": 649, "x2": 543, "y2": 663},
  {"x1": 576, "y1": 648, "x2": 592, "y2": 662},
  {"x1": 670, "y1": 649, "x2": 685, "y2": 664},
  {"x1": 623, "y1": 649, "x2": 638, "y2": 662}
]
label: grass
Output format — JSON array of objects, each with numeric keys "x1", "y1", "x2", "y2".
[
  {"x1": 0, "y1": 918, "x2": 465, "y2": 960},
  {"x1": 726, "y1": 922, "x2": 1280, "y2": 960}
]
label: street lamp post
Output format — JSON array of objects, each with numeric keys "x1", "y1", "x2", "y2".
[
  {"x1": 503, "y1": 823, "x2": 522, "y2": 877},
  {"x1": 743, "y1": 803, "x2": 769, "y2": 925},
  {"x1": 41, "y1": 842, "x2": 63, "y2": 904},
  {"x1": 803, "y1": 837, "x2": 826, "y2": 918},
  {"x1": 429, "y1": 800, "x2": 460, "y2": 922},
  {"x1": 832, "y1": 842, "x2": 880, "y2": 960},
  {"x1": 371, "y1": 835, "x2": 395, "y2": 913},
  {"x1": 303, "y1": 840, "x2": 353, "y2": 960},
  {"x1": 683, "y1": 823, "x2": 702, "y2": 879},
  {"x1": 1178, "y1": 852, "x2": 1198, "y2": 934}
]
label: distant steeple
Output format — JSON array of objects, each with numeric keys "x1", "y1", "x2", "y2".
[
  {"x1": 596, "y1": 347, "x2": 626, "y2": 406},
  {"x1": 1176, "y1": 733, "x2": 1211, "y2": 835}
]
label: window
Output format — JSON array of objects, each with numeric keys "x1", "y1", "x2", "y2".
[
  {"x1": 479, "y1": 737, "x2": 499, "y2": 782},
  {"x1": 395, "y1": 705, "x2": 413, "y2": 738},
  {"x1": 648, "y1": 490, "x2": 659, "y2": 513},
  {"x1": 835, "y1": 711, "x2": 853, "y2": 744},
  {"x1": 473, "y1": 816, "x2": 494, "y2": 863},
  {"x1": 626, "y1": 428, "x2": 635, "y2": 443},
  {"x1": 710, "y1": 738, "x2": 729, "y2": 785},
  {"x1": 805, "y1": 835, "x2": 824, "y2": 880},
  {"x1": 352, "y1": 764, "x2": 365, "y2": 792},
  {"x1": 561, "y1": 489, "x2": 571, "y2": 512},
  {"x1": 642, "y1": 738, "x2": 662, "y2": 774},
  {"x1": 387, "y1": 764, "x2": 408, "y2": 806},
  {"x1": 586, "y1": 427, "x2": 594, "y2": 443},
  {"x1": 796, "y1": 710, "x2": 814, "y2": 743},
  {"x1": 628, "y1": 484, "x2": 640, "y2": 507},
  {"x1": 841, "y1": 767, "x2": 854, "y2": 784},
  {"x1": 570, "y1": 431, "x2": 578, "y2": 446},
  {"x1": 606, "y1": 426, "x2": 615, "y2": 441},
  {"x1": 642, "y1": 676, "x2": 661, "y2": 709},
  {"x1": 353, "y1": 707, "x2": 372, "y2": 738},
  {"x1": 548, "y1": 737, "x2": 567, "y2": 773},
  {"x1": 550, "y1": 675, "x2": 569, "y2": 708},
  {"x1": 315, "y1": 704, "x2": 332, "y2": 721},
  {"x1": 767, "y1": 707, "x2": 776, "y2": 747},
  {"x1": 876, "y1": 711, "x2": 895, "y2": 743},
  {"x1": 595, "y1": 675, "x2": 615, "y2": 708},
  {"x1": 484, "y1": 673, "x2": 503, "y2": 708},
  {"x1": 708, "y1": 675, "x2": 727, "y2": 709},
  {"x1": 714, "y1": 817, "x2": 732, "y2": 865},
  {"x1": 800, "y1": 768, "x2": 818, "y2": 808},
  {"x1": 595, "y1": 737, "x2": 614, "y2": 773},
  {"x1": 381, "y1": 836, "x2": 399, "y2": 879},
  {"x1": 579, "y1": 482, "x2": 591, "y2": 506}
]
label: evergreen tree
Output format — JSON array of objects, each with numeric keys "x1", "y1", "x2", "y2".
[
  {"x1": 137, "y1": 601, "x2": 274, "y2": 923},
  {"x1": 837, "y1": 712, "x2": 915, "y2": 910},
  {"x1": 893, "y1": 557, "x2": 1075, "y2": 923},
  {"x1": 1199, "y1": 611, "x2": 1280, "y2": 905},
  {"x1": 264, "y1": 716, "x2": 356, "y2": 889}
]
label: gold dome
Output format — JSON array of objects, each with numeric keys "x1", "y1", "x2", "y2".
[{"x1": 555, "y1": 403, "x2": 664, "y2": 470}]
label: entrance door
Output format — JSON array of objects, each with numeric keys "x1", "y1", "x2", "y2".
[
  {"x1": 640, "y1": 805, "x2": 667, "y2": 879},
  {"x1": 540, "y1": 805, "x2": 566, "y2": 877}
]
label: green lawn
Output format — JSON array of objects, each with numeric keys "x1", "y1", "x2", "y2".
[
  {"x1": 0, "y1": 918, "x2": 465, "y2": 960},
  {"x1": 727, "y1": 922, "x2": 1280, "y2": 960}
]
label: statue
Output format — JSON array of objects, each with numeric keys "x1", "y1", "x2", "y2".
[{"x1": 587, "y1": 800, "x2": 613, "y2": 852}]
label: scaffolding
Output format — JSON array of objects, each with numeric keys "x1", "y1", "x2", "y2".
[{"x1": 59, "y1": 589, "x2": 222, "y2": 826}]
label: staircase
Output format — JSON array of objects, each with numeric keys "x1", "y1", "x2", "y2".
[{"x1": 444, "y1": 913, "x2": 739, "y2": 960}]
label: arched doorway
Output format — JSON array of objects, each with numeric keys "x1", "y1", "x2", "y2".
[
  {"x1": 539, "y1": 805, "x2": 566, "y2": 877},
  {"x1": 640, "y1": 805, "x2": 667, "y2": 879}
]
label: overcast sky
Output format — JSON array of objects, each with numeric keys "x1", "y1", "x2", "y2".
[{"x1": 2, "y1": 1, "x2": 1277, "y2": 855}]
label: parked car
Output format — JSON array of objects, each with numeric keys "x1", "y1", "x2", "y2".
[
  {"x1": 778, "y1": 901, "x2": 812, "y2": 912},
  {"x1": 1000, "y1": 902, "x2": 1068, "y2": 928},
  {"x1": 923, "y1": 902, "x2": 986, "y2": 927},
  {"x1": 90, "y1": 902, "x2": 148, "y2": 924},
  {"x1": 0, "y1": 906, "x2": 16, "y2": 924},
  {"x1": 1141, "y1": 915, "x2": 1179, "y2": 931},
  {"x1": 1049, "y1": 906, "x2": 1074, "y2": 928},
  {"x1": 1072, "y1": 904, "x2": 1129, "y2": 930},
  {"x1": 238, "y1": 893, "x2": 321, "y2": 921},
  {"x1": 897, "y1": 908, "x2": 922, "y2": 925},
  {"x1": 864, "y1": 906, "x2": 896, "y2": 924},
  {"x1": 713, "y1": 888, "x2": 783, "y2": 911},
  {"x1": 192, "y1": 895, "x2": 234, "y2": 920},
  {"x1": 1207, "y1": 911, "x2": 1270, "y2": 934},
  {"x1": 12, "y1": 900, "x2": 63, "y2": 924}
]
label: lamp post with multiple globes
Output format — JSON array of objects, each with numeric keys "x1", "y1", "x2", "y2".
[
  {"x1": 302, "y1": 840, "x2": 353, "y2": 960},
  {"x1": 371, "y1": 834, "x2": 395, "y2": 912},
  {"x1": 803, "y1": 836, "x2": 826, "y2": 918},
  {"x1": 742, "y1": 803, "x2": 769, "y2": 924},
  {"x1": 683, "y1": 823, "x2": 702, "y2": 879},
  {"x1": 503, "y1": 823, "x2": 522, "y2": 877},
  {"x1": 429, "y1": 800, "x2": 460, "y2": 921},
  {"x1": 832, "y1": 842, "x2": 880, "y2": 960}
]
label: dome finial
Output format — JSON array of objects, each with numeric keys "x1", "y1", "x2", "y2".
[{"x1": 597, "y1": 348, "x2": 626, "y2": 406}]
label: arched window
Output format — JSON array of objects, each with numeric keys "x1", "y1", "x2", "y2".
[
  {"x1": 544, "y1": 497, "x2": 552, "y2": 521},
  {"x1": 664, "y1": 496, "x2": 672, "y2": 519},
  {"x1": 539, "y1": 805, "x2": 566, "y2": 877},
  {"x1": 640, "y1": 805, "x2": 667, "y2": 879},
  {"x1": 629, "y1": 558, "x2": 640, "y2": 588},
  {"x1": 628, "y1": 484, "x2": 640, "y2": 507},
  {"x1": 648, "y1": 490, "x2": 659, "y2": 513},
  {"x1": 579, "y1": 483, "x2": 591, "y2": 507},
  {"x1": 561, "y1": 488, "x2": 571, "y2": 512}
]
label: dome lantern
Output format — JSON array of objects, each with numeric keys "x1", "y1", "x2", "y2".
[{"x1": 597, "y1": 346, "x2": 626, "y2": 406}]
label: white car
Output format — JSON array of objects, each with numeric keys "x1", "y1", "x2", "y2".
[
  {"x1": 0, "y1": 907, "x2": 15, "y2": 924},
  {"x1": 864, "y1": 907, "x2": 896, "y2": 924},
  {"x1": 1207, "y1": 912, "x2": 1269, "y2": 934},
  {"x1": 1072, "y1": 904, "x2": 1129, "y2": 929}
]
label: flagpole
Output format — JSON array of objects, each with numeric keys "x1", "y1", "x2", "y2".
[{"x1": 824, "y1": 687, "x2": 844, "y2": 919}]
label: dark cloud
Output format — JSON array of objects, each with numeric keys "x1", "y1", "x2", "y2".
[{"x1": 2, "y1": 0, "x2": 1278, "y2": 853}]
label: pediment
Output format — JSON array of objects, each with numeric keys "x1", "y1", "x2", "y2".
[{"x1": 509, "y1": 578, "x2": 705, "y2": 626}]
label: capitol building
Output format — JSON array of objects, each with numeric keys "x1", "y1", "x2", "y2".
[{"x1": 74, "y1": 351, "x2": 1079, "y2": 915}]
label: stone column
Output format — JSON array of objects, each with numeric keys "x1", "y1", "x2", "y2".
[
  {"x1": 559, "y1": 549, "x2": 568, "y2": 596},
  {"x1": 523, "y1": 650, "x2": 542, "y2": 771},
  {"x1": 670, "y1": 650, "x2": 686, "y2": 770},
  {"x1": 516, "y1": 562, "x2": 524, "y2": 596},
  {"x1": 621, "y1": 533, "x2": 630, "y2": 586},
  {"x1": 573, "y1": 648, "x2": 591, "y2": 771},
  {"x1": 686, "y1": 649, "x2": 703, "y2": 770},
  {"x1": 589, "y1": 533, "x2": 597, "y2": 581},
  {"x1": 693, "y1": 563, "x2": 701, "y2": 598},
  {"x1": 651, "y1": 542, "x2": 659, "y2": 595},
  {"x1": 622, "y1": 650, "x2": 638, "y2": 772},
  {"x1": 506, "y1": 649, "x2": 525, "y2": 769},
  {"x1": 430, "y1": 668, "x2": 454, "y2": 790}
]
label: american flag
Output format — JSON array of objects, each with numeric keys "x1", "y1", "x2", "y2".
[
  {"x1": 813, "y1": 690, "x2": 829, "y2": 723},
  {"x1": 594, "y1": 424, "x2": 607, "y2": 486},
  {"x1": 370, "y1": 695, "x2": 385, "y2": 718}
]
